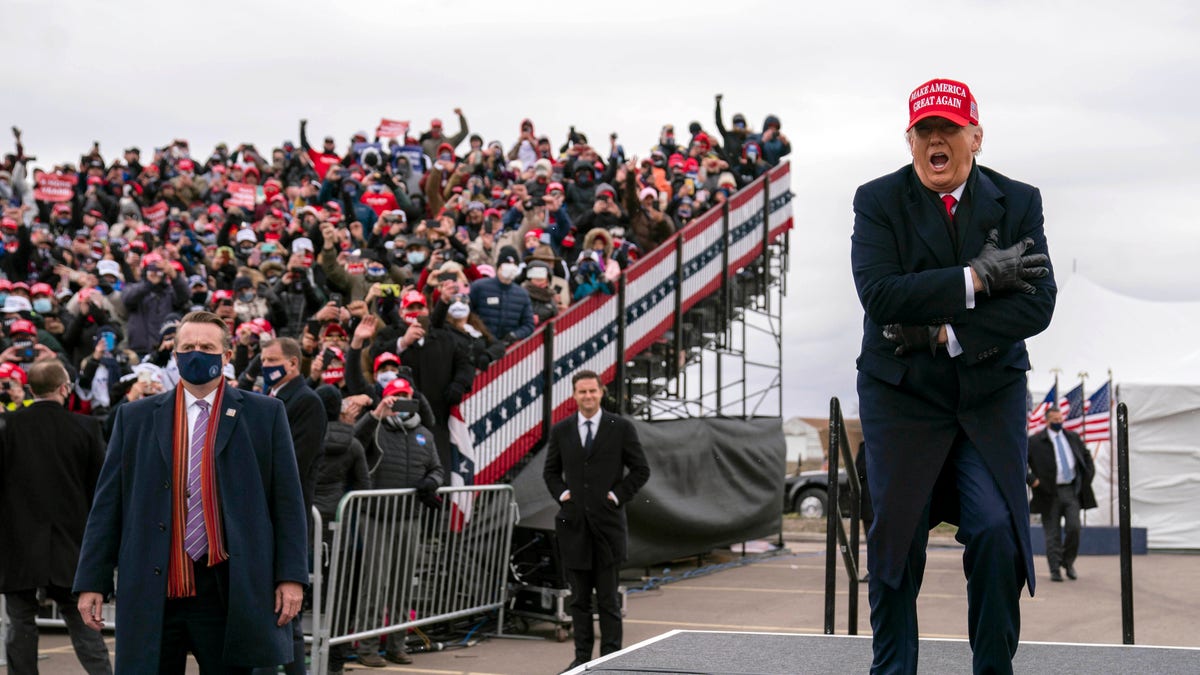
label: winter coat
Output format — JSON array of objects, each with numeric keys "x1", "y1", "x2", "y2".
[
  {"x1": 121, "y1": 275, "x2": 188, "y2": 354},
  {"x1": 313, "y1": 421, "x2": 370, "y2": 522},
  {"x1": 354, "y1": 414, "x2": 443, "y2": 491},
  {"x1": 468, "y1": 277, "x2": 535, "y2": 342}
]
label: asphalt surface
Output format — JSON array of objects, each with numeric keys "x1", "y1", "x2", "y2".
[{"x1": 11, "y1": 535, "x2": 1199, "y2": 674}]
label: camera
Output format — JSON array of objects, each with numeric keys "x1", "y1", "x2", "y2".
[
  {"x1": 390, "y1": 398, "x2": 419, "y2": 414},
  {"x1": 524, "y1": 196, "x2": 545, "y2": 210}
]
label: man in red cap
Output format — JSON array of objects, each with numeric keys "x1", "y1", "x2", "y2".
[
  {"x1": 419, "y1": 108, "x2": 470, "y2": 160},
  {"x1": 851, "y1": 78, "x2": 1054, "y2": 673},
  {"x1": 351, "y1": 375, "x2": 443, "y2": 666}
]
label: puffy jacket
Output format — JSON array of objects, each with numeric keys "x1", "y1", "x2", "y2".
[
  {"x1": 354, "y1": 414, "x2": 443, "y2": 491},
  {"x1": 121, "y1": 275, "x2": 188, "y2": 354},
  {"x1": 468, "y1": 277, "x2": 534, "y2": 341},
  {"x1": 313, "y1": 421, "x2": 370, "y2": 521}
]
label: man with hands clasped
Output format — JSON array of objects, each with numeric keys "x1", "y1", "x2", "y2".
[{"x1": 73, "y1": 311, "x2": 309, "y2": 674}]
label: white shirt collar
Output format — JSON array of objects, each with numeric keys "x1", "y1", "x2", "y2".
[
  {"x1": 183, "y1": 387, "x2": 219, "y2": 410},
  {"x1": 939, "y1": 182, "x2": 967, "y2": 203},
  {"x1": 578, "y1": 410, "x2": 603, "y2": 427}
]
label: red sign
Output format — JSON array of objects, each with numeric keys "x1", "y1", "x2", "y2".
[
  {"x1": 33, "y1": 173, "x2": 78, "y2": 203},
  {"x1": 141, "y1": 201, "x2": 168, "y2": 226},
  {"x1": 225, "y1": 182, "x2": 256, "y2": 209},
  {"x1": 376, "y1": 118, "x2": 410, "y2": 139}
]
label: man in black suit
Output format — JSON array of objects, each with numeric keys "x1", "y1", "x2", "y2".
[
  {"x1": 257, "y1": 336, "x2": 328, "y2": 675},
  {"x1": 1027, "y1": 407, "x2": 1096, "y2": 582},
  {"x1": 1, "y1": 360, "x2": 112, "y2": 674},
  {"x1": 851, "y1": 78, "x2": 1055, "y2": 674},
  {"x1": 543, "y1": 370, "x2": 650, "y2": 671}
]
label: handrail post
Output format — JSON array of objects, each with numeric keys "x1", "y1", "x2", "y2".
[
  {"x1": 616, "y1": 273, "x2": 628, "y2": 414},
  {"x1": 1117, "y1": 402, "x2": 1135, "y2": 644},
  {"x1": 824, "y1": 398, "x2": 841, "y2": 634},
  {"x1": 543, "y1": 323, "x2": 555, "y2": 438},
  {"x1": 674, "y1": 236, "x2": 684, "y2": 387},
  {"x1": 760, "y1": 175, "x2": 771, "y2": 300}
]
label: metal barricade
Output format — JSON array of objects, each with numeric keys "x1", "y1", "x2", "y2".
[{"x1": 312, "y1": 485, "x2": 517, "y2": 674}]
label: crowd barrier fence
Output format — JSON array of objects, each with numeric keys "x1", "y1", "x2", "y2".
[{"x1": 311, "y1": 485, "x2": 517, "y2": 674}]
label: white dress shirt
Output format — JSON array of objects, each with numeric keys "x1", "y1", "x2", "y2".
[{"x1": 938, "y1": 182, "x2": 971, "y2": 358}]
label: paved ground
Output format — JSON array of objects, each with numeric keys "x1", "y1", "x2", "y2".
[{"x1": 11, "y1": 535, "x2": 1199, "y2": 674}]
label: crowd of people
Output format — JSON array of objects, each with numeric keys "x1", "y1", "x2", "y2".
[
  {"x1": 0, "y1": 97, "x2": 787, "y2": 672},
  {"x1": 0, "y1": 95, "x2": 788, "y2": 460}
]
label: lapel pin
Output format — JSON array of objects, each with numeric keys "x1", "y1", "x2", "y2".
[{"x1": 226, "y1": 409, "x2": 237, "y2": 418}]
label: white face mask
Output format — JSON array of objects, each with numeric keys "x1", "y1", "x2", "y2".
[
  {"x1": 448, "y1": 302, "x2": 470, "y2": 319},
  {"x1": 375, "y1": 370, "x2": 399, "y2": 387},
  {"x1": 498, "y1": 262, "x2": 519, "y2": 282}
]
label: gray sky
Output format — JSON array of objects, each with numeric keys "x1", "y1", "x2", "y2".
[{"x1": 10, "y1": 0, "x2": 1199, "y2": 415}]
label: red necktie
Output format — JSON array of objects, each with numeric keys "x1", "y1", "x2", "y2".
[{"x1": 941, "y1": 194, "x2": 957, "y2": 218}]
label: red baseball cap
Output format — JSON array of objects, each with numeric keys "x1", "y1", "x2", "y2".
[
  {"x1": 382, "y1": 377, "x2": 413, "y2": 398},
  {"x1": 177, "y1": 158, "x2": 195, "y2": 171},
  {"x1": 374, "y1": 351, "x2": 401, "y2": 372},
  {"x1": 30, "y1": 283, "x2": 54, "y2": 297},
  {"x1": 401, "y1": 290, "x2": 426, "y2": 309},
  {"x1": 8, "y1": 319, "x2": 36, "y2": 335},
  {"x1": 0, "y1": 362, "x2": 27, "y2": 386},
  {"x1": 907, "y1": 78, "x2": 978, "y2": 130}
]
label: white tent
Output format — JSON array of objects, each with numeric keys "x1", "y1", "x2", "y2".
[{"x1": 1026, "y1": 275, "x2": 1200, "y2": 548}]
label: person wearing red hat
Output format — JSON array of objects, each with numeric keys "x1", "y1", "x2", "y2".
[
  {"x1": 419, "y1": 108, "x2": 469, "y2": 161},
  {"x1": 298, "y1": 119, "x2": 343, "y2": 180},
  {"x1": 851, "y1": 78, "x2": 1054, "y2": 674},
  {"x1": 351, "y1": 373, "x2": 442, "y2": 666},
  {"x1": 0, "y1": 361, "x2": 31, "y2": 411}
]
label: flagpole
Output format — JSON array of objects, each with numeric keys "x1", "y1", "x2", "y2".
[
  {"x1": 1050, "y1": 368, "x2": 1061, "y2": 411},
  {"x1": 1109, "y1": 368, "x2": 1116, "y2": 524},
  {"x1": 1078, "y1": 371, "x2": 1088, "y2": 526}
]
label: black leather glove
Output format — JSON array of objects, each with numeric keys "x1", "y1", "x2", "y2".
[
  {"x1": 445, "y1": 383, "x2": 465, "y2": 406},
  {"x1": 967, "y1": 229, "x2": 1050, "y2": 296},
  {"x1": 882, "y1": 324, "x2": 938, "y2": 357}
]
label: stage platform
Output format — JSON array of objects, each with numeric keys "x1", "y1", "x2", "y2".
[{"x1": 566, "y1": 630, "x2": 1200, "y2": 674}]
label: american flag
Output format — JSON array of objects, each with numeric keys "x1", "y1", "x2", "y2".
[
  {"x1": 1060, "y1": 383, "x2": 1086, "y2": 433},
  {"x1": 1028, "y1": 384, "x2": 1057, "y2": 435},
  {"x1": 1082, "y1": 381, "x2": 1112, "y2": 443},
  {"x1": 447, "y1": 405, "x2": 476, "y2": 532}
]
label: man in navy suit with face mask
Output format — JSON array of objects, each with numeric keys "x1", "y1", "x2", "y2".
[
  {"x1": 851, "y1": 78, "x2": 1056, "y2": 674},
  {"x1": 75, "y1": 311, "x2": 308, "y2": 674}
]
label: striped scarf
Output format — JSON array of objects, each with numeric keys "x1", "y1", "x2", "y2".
[{"x1": 167, "y1": 384, "x2": 228, "y2": 598}]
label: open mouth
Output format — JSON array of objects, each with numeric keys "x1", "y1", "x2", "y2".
[{"x1": 930, "y1": 153, "x2": 949, "y2": 170}]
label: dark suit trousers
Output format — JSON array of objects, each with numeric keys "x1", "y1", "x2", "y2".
[
  {"x1": 1043, "y1": 485, "x2": 1082, "y2": 570},
  {"x1": 566, "y1": 563, "x2": 622, "y2": 662},
  {"x1": 158, "y1": 561, "x2": 253, "y2": 675},
  {"x1": 869, "y1": 437, "x2": 1022, "y2": 675},
  {"x1": 4, "y1": 585, "x2": 112, "y2": 675}
]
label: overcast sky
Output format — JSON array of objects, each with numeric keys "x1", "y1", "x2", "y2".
[{"x1": 9, "y1": 0, "x2": 1199, "y2": 416}]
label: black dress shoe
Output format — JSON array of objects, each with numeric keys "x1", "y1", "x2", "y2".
[
  {"x1": 1050, "y1": 569, "x2": 1064, "y2": 582},
  {"x1": 1065, "y1": 564, "x2": 1077, "y2": 580},
  {"x1": 561, "y1": 659, "x2": 588, "y2": 673}
]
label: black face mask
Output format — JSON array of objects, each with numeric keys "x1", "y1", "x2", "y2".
[
  {"x1": 1049, "y1": 422, "x2": 1063, "y2": 432},
  {"x1": 98, "y1": 282, "x2": 114, "y2": 294},
  {"x1": 191, "y1": 291, "x2": 209, "y2": 306}
]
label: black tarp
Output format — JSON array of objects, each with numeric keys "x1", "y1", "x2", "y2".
[{"x1": 510, "y1": 417, "x2": 785, "y2": 569}]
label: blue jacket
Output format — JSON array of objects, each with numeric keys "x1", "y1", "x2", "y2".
[
  {"x1": 469, "y1": 277, "x2": 535, "y2": 341},
  {"x1": 74, "y1": 386, "x2": 309, "y2": 671}
]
